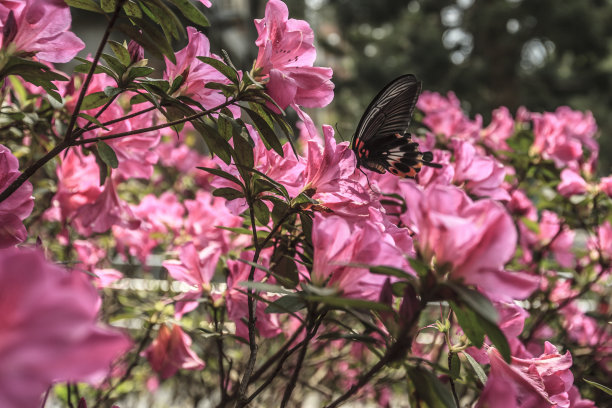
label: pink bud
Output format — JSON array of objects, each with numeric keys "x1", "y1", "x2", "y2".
[
  {"x1": 2, "y1": 11, "x2": 18, "y2": 46},
  {"x1": 128, "y1": 40, "x2": 144, "y2": 63}
]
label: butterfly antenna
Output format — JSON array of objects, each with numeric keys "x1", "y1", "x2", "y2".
[
  {"x1": 335, "y1": 123, "x2": 347, "y2": 142},
  {"x1": 357, "y1": 167, "x2": 376, "y2": 192}
]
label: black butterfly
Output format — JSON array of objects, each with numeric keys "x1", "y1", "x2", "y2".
[{"x1": 351, "y1": 74, "x2": 441, "y2": 178}]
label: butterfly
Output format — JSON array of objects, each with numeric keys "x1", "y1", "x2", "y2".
[{"x1": 351, "y1": 74, "x2": 441, "y2": 178}]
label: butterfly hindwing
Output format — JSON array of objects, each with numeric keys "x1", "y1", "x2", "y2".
[{"x1": 352, "y1": 74, "x2": 440, "y2": 178}]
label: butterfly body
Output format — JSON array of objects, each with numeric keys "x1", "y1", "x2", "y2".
[{"x1": 351, "y1": 74, "x2": 440, "y2": 178}]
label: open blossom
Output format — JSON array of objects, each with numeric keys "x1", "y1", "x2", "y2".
[
  {"x1": 164, "y1": 26, "x2": 240, "y2": 116},
  {"x1": 400, "y1": 182, "x2": 539, "y2": 301},
  {"x1": 311, "y1": 214, "x2": 409, "y2": 301},
  {"x1": 558, "y1": 168, "x2": 588, "y2": 197},
  {"x1": 452, "y1": 139, "x2": 510, "y2": 201},
  {"x1": 0, "y1": 0, "x2": 85, "y2": 63},
  {"x1": 254, "y1": 0, "x2": 334, "y2": 135},
  {"x1": 480, "y1": 106, "x2": 514, "y2": 151},
  {"x1": 0, "y1": 145, "x2": 33, "y2": 248},
  {"x1": 143, "y1": 324, "x2": 204, "y2": 379},
  {"x1": 476, "y1": 343, "x2": 574, "y2": 408},
  {"x1": 531, "y1": 107, "x2": 598, "y2": 171},
  {"x1": 417, "y1": 91, "x2": 482, "y2": 142},
  {"x1": 226, "y1": 251, "x2": 282, "y2": 339},
  {"x1": 0, "y1": 247, "x2": 131, "y2": 408}
]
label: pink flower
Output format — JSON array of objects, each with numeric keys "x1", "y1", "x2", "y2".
[
  {"x1": 452, "y1": 139, "x2": 510, "y2": 200},
  {"x1": 399, "y1": 182, "x2": 539, "y2": 301},
  {"x1": 0, "y1": 247, "x2": 131, "y2": 408},
  {"x1": 143, "y1": 324, "x2": 204, "y2": 379},
  {"x1": 253, "y1": 0, "x2": 333, "y2": 135},
  {"x1": 46, "y1": 149, "x2": 101, "y2": 223},
  {"x1": 591, "y1": 221, "x2": 612, "y2": 260},
  {"x1": 531, "y1": 107, "x2": 598, "y2": 171},
  {"x1": 311, "y1": 214, "x2": 409, "y2": 301},
  {"x1": 225, "y1": 252, "x2": 282, "y2": 339},
  {"x1": 113, "y1": 192, "x2": 184, "y2": 264},
  {"x1": 0, "y1": 0, "x2": 85, "y2": 63},
  {"x1": 0, "y1": 145, "x2": 33, "y2": 248},
  {"x1": 163, "y1": 242, "x2": 221, "y2": 288},
  {"x1": 417, "y1": 91, "x2": 482, "y2": 142},
  {"x1": 558, "y1": 168, "x2": 588, "y2": 197},
  {"x1": 303, "y1": 125, "x2": 354, "y2": 194},
  {"x1": 476, "y1": 343, "x2": 574, "y2": 408},
  {"x1": 538, "y1": 211, "x2": 575, "y2": 268},
  {"x1": 74, "y1": 178, "x2": 139, "y2": 237},
  {"x1": 480, "y1": 106, "x2": 514, "y2": 151},
  {"x1": 598, "y1": 176, "x2": 612, "y2": 197},
  {"x1": 164, "y1": 27, "x2": 239, "y2": 116}
]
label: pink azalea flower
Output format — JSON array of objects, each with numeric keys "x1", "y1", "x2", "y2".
[
  {"x1": 480, "y1": 106, "x2": 514, "y2": 151},
  {"x1": 253, "y1": 0, "x2": 334, "y2": 136},
  {"x1": 184, "y1": 190, "x2": 247, "y2": 252},
  {"x1": 0, "y1": 145, "x2": 33, "y2": 248},
  {"x1": 0, "y1": 247, "x2": 131, "y2": 408},
  {"x1": 74, "y1": 177, "x2": 139, "y2": 237},
  {"x1": 311, "y1": 214, "x2": 409, "y2": 301},
  {"x1": 164, "y1": 26, "x2": 240, "y2": 117},
  {"x1": 568, "y1": 386, "x2": 597, "y2": 408},
  {"x1": 163, "y1": 242, "x2": 221, "y2": 288},
  {"x1": 399, "y1": 182, "x2": 539, "y2": 301},
  {"x1": 225, "y1": 251, "x2": 282, "y2": 339},
  {"x1": 197, "y1": 0, "x2": 212, "y2": 7},
  {"x1": 531, "y1": 107, "x2": 598, "y2": 171},
  {"x1": 558, "y1": 168, "x2": 588, "y2": 197},
  {"x1": 538, "y1": 211, "x2": 575, "y2": 268},
  {"x1": 452, "y1": 139, "x2": 510, "y2": 201},
  {"x1": 476, "y1": 343, "x2": 574, "y2": 408},
  {"x1": 0, "y1": 0, "x2": 85, "y2": 63},
  {"x1": 46, "y1": 148, "x2": 101, "y2": 223},
  {"x1": 417, "y1": 91, "x2": 482, "y2": 142},
  {"x1": 143, "y1": 324, "x2": 204, "y2": 379},
  {"x1": 303, "y1": 125, "x2": 354, "y2": 194},
  {"x1": 598, "y1": 176, "x2": 612, "y2": 197},
  {"x1": 73, "y1": 240, "x2": 123, "y2": 288},
  {"x1": 590, "y1": 221, "x2": 612, "y2": 260},
  {"x1": 113, "y1": 192, "x2": 184, "y2": 264}
]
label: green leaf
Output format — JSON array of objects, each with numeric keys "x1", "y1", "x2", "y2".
[
  {"x1": 123, "y1": 0, "x2": 142, "y2": 17},
  {"x1": 81, "y1": 92, "x2": 110, "y2": 110},
  {"x1": 168, "y1": 0, "x2": 210, "y2": 26},
  {"x1": 197, "y1": 166, "x2": 243, "y2": 187},
  {"x1": 406, "y1": 366, "x2": 456, "y2": 408},
  {"x1": 101, "y1": 53, "x2": 126, "y2": 76},
  {"x1": 450, "y1": 301, "x2": 485, "y2": 348},
  {"x1": 253, "y1": 200, "x2": 270, "y2": 225},
  {"x1": 118, "y1": 18, "x2": 176, "y2": 64},
  {"x1": 449, "y1": 352, "x2": 461, "y2": 380},
  {"x1": 408, "y1": 257, "x2": 429, "y2": 278},
  {"x1": 215, "y1": 226, "x2": 253, "y2": 235},
  {"x1": 303, "y1": 295, "x2": 392, "y2": 312},
  {"x1": 191, "y1": 120, "x2": 233, "y2": 164},
  {"x1": 108, "y1": 40, "x2": 131, "y2": 66},
  {"x1": 244, "y1": 105, "x2": 284, "y2": 156},
  {"x1": 78, "y1": 113, "x2": 110, "y2": 131},
  {"x1": 370, "y1": 266, "x2": 415, "y2": 281},
  {"x1": 462, "y1": 352, "x2": 487, "y2": 386},
  {"x1": 479, "y1": 317, "x2": 511, "y2": 363},
  {"x1": 213, "y1": 187, "x2": 244, "y2": 200},
  {"x1": 265, "y1": 295, "x2": 307, "y2": 313},
  {"x1": 100, "y1": 0, "x2": 118, "y2": 12},
  {"x1": 73, "y1": 57, "x2": 116, "y2": 78},
  {"x1": 65, "y1": 0, "x2": 104, "y2": 13},
  {"x1": 139, "y1": 0, "x2": 183, "y2": 41},
  {"x1": 237, "y1": 281, "x2": 294, "y2": 295},
  {"x1": 232, "y1": 128, "x2": 255, "y2": 169},
  {"x1": 97, "y1": 141, "x2": 119, "y2": 169},
  {"x1": 94, "y1": 150, "x2": 109, "y2": 186},
  {"x1": 317, "y1": 332, "x2": 380, "y2": 344},
  {"x1": 584, "y1": 378, "x2": 612, "y2": 396},
  {"x1": 444, "y1": 283, "x2": 499, "y2": 325},
  {"x1": 197, "y1": 56, "x2": 239, "y2": 84}
]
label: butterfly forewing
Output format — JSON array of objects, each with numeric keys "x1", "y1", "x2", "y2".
[
  {"x1": 352, "y1": 74, "x2": 440, "y2": 178},
  {"x1": 352, "y1": 74, "x2": 422, "y2": 148}
]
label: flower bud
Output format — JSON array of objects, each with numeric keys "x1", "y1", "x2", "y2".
[
  {"x1": 2, "y1": 11, "x2": 18, "y2": 46},
  {"x1": 127, "y1": 40, "x2": 144, "y2": 63}
]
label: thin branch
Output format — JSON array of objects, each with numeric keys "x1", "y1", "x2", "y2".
[{"x1": 63, "y1": 0, "x2": 126, "y2": 143}]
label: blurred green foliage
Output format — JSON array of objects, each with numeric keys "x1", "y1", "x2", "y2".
[{"x1": 288, "y1": 0, "x2": 612, "y2": 174}]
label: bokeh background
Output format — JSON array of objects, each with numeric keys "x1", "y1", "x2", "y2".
[{"x1": 72, "y1": 0, "x2": 612, "y2": 173}]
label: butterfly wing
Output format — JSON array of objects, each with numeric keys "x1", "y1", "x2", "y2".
[{"x1": 352, "y1": 74, "x2": 439, "y2": 178}]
